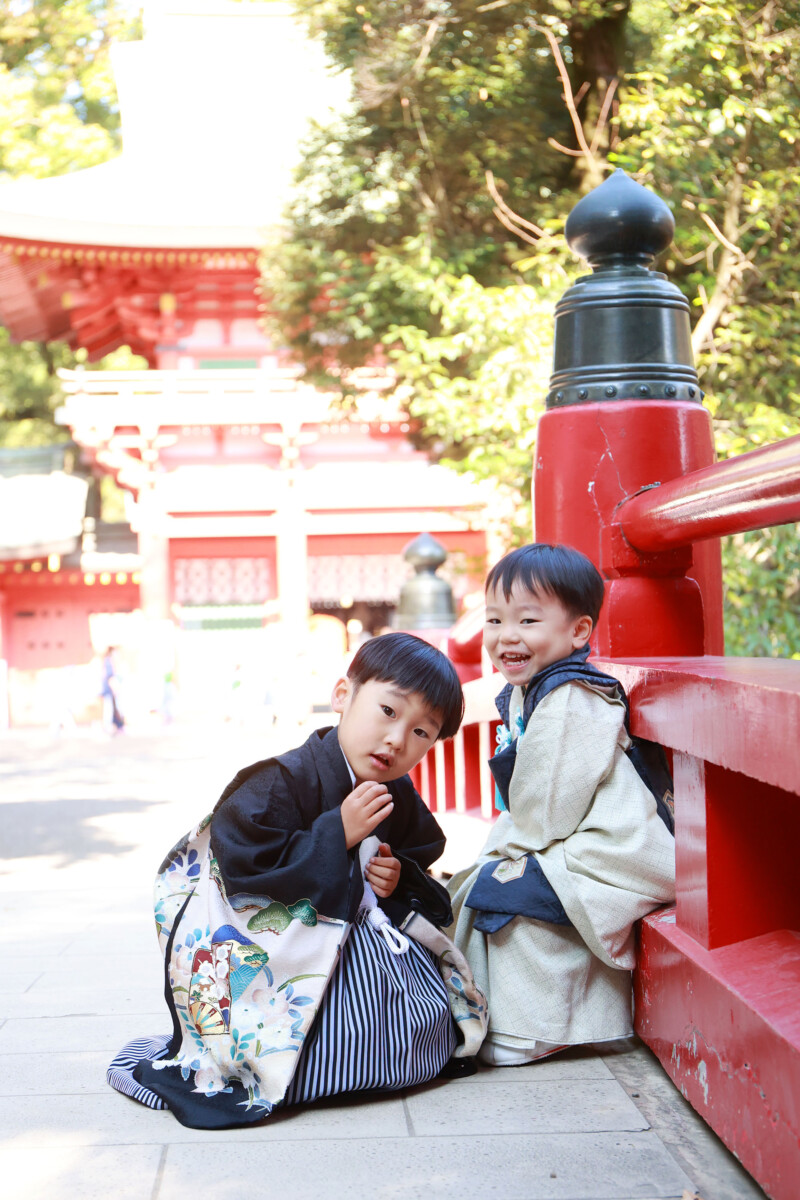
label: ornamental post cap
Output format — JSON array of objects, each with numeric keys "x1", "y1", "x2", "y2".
[
  {"x1": 547, "y1": 169, "x2": 700, "y2": 408},
  {"x1": 393, "y1": 532, "x2": 456, "y2": 630},
  {"x1": 565, "y1": 169, "x2": 675, "y2": 270},
  {"x1": 402, "y1": 531, "x2": 447, "y2": 573}
]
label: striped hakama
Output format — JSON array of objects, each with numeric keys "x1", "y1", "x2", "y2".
[{"x1": 284, "y1": 914, "x2": 455, "y2": 1104}]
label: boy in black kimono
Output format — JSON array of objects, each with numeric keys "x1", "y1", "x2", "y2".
[{"x1": 108, "y1": 633, "x2": 483, "y2": 1129}]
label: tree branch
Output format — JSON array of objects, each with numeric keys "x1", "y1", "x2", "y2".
[
  {"x1": 531, "y1": 22, "x2": 596, "y2": 164},
  {"x1": 698, "y1": 210, "x2": 745, "y2": 258},
  {"x1": 546, "y1": 138, "x2": 584, "y2": 157},
  {"x1": 485, "y1": 171, "x2": 547, "y2": 238},
  {"x1": 589, "y1": 77, "x2": 619, "y2": 157}
]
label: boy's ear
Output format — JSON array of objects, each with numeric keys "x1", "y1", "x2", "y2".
[
  {"x1": 330, "y1": 675, "x2": 351, "y2": 714},
  {"x1": 572, "y1": 614, "x2": 594, "y2": 648}
]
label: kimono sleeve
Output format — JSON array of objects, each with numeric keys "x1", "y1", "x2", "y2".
[
  {"x1": 209, "y1": 760, "x2": 353, "y2": 921},
  {"x1": 388, "y1": 778, "x2": 446, "y2": 872}
]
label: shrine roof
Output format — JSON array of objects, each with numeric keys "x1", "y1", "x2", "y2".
[
  {"x1": 0, "y1": 472, "x2": 88, "y2": 562},
  {"x1": 0, "y1": 3, "x2": 348, "y2": 253},
  {"x1": 0, "y1": 160, "x2": 269, "y2": 251}
]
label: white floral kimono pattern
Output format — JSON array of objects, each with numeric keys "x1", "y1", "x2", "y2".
[{"x1": 109, "y1": 820, "x2": 487, "y2": 1128}]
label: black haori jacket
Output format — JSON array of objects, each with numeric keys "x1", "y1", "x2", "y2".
[
  {"x1": 129, "y1": 726, "x2": 467, "y2": 1129},
  {"x1": 209, "y1": 725, "x2": 453, "y2": 929}
]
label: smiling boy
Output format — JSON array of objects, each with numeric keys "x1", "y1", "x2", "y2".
[
  {"x1": 107, "y1": 633, "x2": 486, "y2": 1129},
  {"x1": 448, "y1": 543, "x2": 676, "y2": 1066},
  {"x1": 483, "y1": 575, "x2": 595, "y2": 685}
]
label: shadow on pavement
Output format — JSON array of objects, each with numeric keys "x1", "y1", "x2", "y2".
[{"x1": 0, "y1": 798, "x2": 158, "y2": 866}]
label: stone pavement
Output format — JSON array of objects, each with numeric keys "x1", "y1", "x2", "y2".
[{"x1": 0, "y1": 719, "x2": 767, "y2": 1200}]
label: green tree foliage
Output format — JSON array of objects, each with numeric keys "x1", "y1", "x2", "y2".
[
  {"x1": 264, "y1": 0, "x2": 800, "y2": 654},
  {"x1": 617, "y1": 1, "x2": 800, "y2": 655},
  {"x1": 0, "y1": 337, "x2": 75, "y2": 445},
  {"x1": 0, "y1": 0, "x2": 141, "y2": 446},
  {"x1": 264, "y1": 1, "x2": 624, "y2": 377},
  {"x1": 0, "y1": 0, "x2": 139, "y2": 177}
]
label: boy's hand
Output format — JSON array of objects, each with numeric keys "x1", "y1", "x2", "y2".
[
  {"x1": 340, "y1": 781, "x2": 394, "y2": 850},
  {"x1": 366, "y1": 843, "x2": 401, "y2": 899}
]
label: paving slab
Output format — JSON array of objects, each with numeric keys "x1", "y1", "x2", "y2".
[
  {"x1": 0, "y1": 1011, "x2": 167, "y2": 1054},
  {"x1": 0, "y1": 1089, "x2": 414, "y2": 1147},
  {"x1": 56, "y1": 928, "x2": 160, "y2": 959},
  {"x1": 603, "y1": 1042, "x2": 769, "y2": 1200},
  {"x1": 0, "y1": 966, "x2": 45, "y2": 994},
  {"x1": 158, "y1": 1130, "x2": 694, "y2": 1200},
  {"x1": 1, "y1": 982, "x2": 165, "y2": 1019},
  {"x1": 0, "y1": 1050, "x2": 113, "y2": 1097},
  {"x1": 28, "y1": 952, "x2": 164, "y2": 987},
  {"x1": 405, "y1": 1077, "x2": 648, "y2": 1136},
  {"x1": 0, "y1": 934, "x2": 77, "y2": 960},
  {"x1": 1, "y1": 1144, "x2": 164, "y2": 1200},
  {"x1": 449, "y1": 1053, "x2": 615, "y2": 1082}
]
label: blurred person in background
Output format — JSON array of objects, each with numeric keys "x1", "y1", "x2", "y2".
[{"x1": 101, "y1": 646, "x2": 125, "y2": 736}]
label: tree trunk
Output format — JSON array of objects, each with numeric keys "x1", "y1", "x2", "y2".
[{"x1": 568, "y1": 2, "x2": 630, "y2": 192}]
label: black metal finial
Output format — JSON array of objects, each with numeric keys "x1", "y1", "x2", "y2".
[
  {"x1": 565, "y1": 169, "x2": 675, "y2": 271},
  {"x1": 546, "y1": 169, "x2": 702, "y2": 408}
]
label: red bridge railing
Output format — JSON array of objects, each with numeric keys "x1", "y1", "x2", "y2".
[
  {"x1": 618, "y1": 431, "x2": 800, "y2": 550},
  {"x1": 417, "y1": 439, "x2": 800, "y2": 1200},
  {"x1": 412, "y1": 171, "x2": 800, "y2": 1200}
]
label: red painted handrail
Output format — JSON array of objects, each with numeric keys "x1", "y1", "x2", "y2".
[{"x1": 617, "y1": 432, "x2": 800, "y2": 551}]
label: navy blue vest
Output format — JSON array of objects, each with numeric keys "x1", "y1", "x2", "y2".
[
  {"x1": 465, "y1": 647, "x2": 674, "y2": 933},
  {"x1": 490, "y1": 645, "x2": 674, "y2": 832}
]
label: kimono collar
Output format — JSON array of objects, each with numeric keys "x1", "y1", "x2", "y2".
[
  {"x1": 313, "y1": 726, "x2": 359, "y2": 811},
  {"x1": 494, "y1": 644, "x2": 626, "y2": 731},
  {"x1": 215, "y1": 726, "x2": 354, "y2": 812},
  {"x1": 340, "y1": 748, "x2": 356, "y2": 787}
]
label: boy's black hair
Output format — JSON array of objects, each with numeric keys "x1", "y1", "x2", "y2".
[
  {"x1": 485, "y1": 543, "x2": 605, "y2": 625},
  {"x1": 346, "y1": 631, "x2": 464, "y2": 740}
]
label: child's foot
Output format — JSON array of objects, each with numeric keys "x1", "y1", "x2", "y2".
[
  {"x1": 478, "y1": 1041, "x2": 569, "y2": 1066},
  {"x1": 437, "y1": 1055, "x2": 478, "y2": 1078}
]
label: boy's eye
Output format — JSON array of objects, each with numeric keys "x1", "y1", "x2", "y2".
[
  {"x1": 413, "y1": 727, "x2": 430, "y2": 740},
  {"x1": 381, "y1": 705, "x2": 396, "y2": 718},
  {"x1": 485, "y1": 617, "x2": 500, "y2": 625}
]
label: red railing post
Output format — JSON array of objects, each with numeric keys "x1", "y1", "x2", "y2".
[{"x1": 533, "y1": 170, "x2": 723, "y2": 655}]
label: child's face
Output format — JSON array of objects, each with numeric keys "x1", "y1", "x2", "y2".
[
  {"x1": 331, "y1": 677, "x2": 442, "y2": 785},
  {"x1": 484, "y1": 581, "x2": 593, "y2": 687}
]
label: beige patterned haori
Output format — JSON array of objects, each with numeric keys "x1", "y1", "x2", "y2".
[{"x1": 447, "y1": 681, "x2": 676, "y2": 1056}]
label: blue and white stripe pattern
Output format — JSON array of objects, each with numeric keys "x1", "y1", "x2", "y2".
[
  {"x1": 284, "y1": 913, "x2": 455, "y2": 1106},
  {"x1": 107, "y1": 1034, "x2": 172, "y2": 1110}
]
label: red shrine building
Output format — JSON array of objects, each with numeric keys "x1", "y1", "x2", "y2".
[{"x1": 0, "y1": 2, "x2": 493, "y2": 726}]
